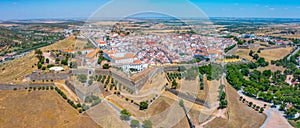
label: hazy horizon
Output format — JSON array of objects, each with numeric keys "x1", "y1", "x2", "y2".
[{"x1": 1, "y1": 0, "x2": 300, "y2": 20}]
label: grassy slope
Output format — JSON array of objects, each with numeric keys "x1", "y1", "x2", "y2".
[
  {"x1": 0, "y1": 36, "x2": 75, "y2": 83},
  {"x1": 0, "y1": 90, "x2": 100, "y2": 128},
  {"x1": 204, "y1": 81, "x2": 267, "y2": 128}
]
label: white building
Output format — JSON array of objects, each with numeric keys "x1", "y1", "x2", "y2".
[{"x1": 97, "y1": 40, "x2": 107, "y2": 48}]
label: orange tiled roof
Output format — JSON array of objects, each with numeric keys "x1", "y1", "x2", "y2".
[
  {"x1": 63, "y1": 50, "x2": 74, "y2": 53},
  {"x1": 86, "y1": 48, "x2": 100, "y2": 58},
  {"x1": 97, "y1": 40, "x2": 106, "y2": 45}
]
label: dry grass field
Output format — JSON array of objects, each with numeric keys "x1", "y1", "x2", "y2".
[
  {"x1": 233, "y1": 48, "x2": 258, "y2": 61},
  {"x1": 86, "y1": 102, "x2": 130, "y2": 128},
  {"x1": 0, "y1": 52, "x2": 37, "y2": 84},
  {"x1": 233, "y1": 47, "x2": 292, "y2": 72},
  {"x1": 257, "y1": 65, "x2": 286, "y2": 72},
  {"x1": 0, "y1": 36, "x2": 76, "y2": 84},
  {"x1": 139, "y1": 72, "x2": 167, "y2": 94},
  {"x1": 233, "y1": 47, "x2": 294, "y2": 63},
  {"x1": 281, "y1": 34, "x2": 300, "y2": 39},
  {"x1": 172, "y1": 117, "x2": 189, "y2": 128},
  {"x1": 258, "y1": 47, "x2": 294, "y2": 62},
  {"x1": 0, "y1": 90, "x2": 100, "y2": 128},
  {"x1": 109, "y1": 93, "x2": 199, "y2": 128},
  {"x1": 42, "y1": 36, "x2": 76, "y2": 52},
  {"x1": 204, "y1": 81, "x2": 266, "y2": 128}
]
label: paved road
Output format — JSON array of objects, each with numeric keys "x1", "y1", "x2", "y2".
[
  {"x1": 87, "y1": 37, "x2": 98, "y2": 48},
  {"x1": 287, "y1": 46, "x2": 300, "y2": 60},
  {"x1": 260, "y1": 109, "x2": 273, "y2": 128}
]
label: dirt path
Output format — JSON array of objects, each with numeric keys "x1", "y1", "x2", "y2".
[
  {"x1": 261, "y1": 108, "x2": 293, "y2": 128},
  {"x1": 55, "y1": 82, "x2": 79, "y2": 102}
]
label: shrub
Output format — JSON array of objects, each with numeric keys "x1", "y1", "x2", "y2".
[
  {"x1": 77, "y1": 103, "x2": 82, "y2": 108},
  {"x1": 139, "y1": 101, "x2": 148, "y2": 110},
  {"x1": 130, "y1": 120, "x2": 139, "y2": 128},
  {"x1": 143, "y1": 120, "x2": 152, "y2": 128},
  {"x1": 120, "y1": 109, "x2": 131, "y2": 120}
]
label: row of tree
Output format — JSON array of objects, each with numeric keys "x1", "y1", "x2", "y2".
[
  {"x1": 199, "y1": 74, "x2": 204, "y2": 90},
  {"x1": 219, "y1": 84, "x2": 227, "y2": 109},
  {"x1": 167, "y1": 72, "x2": 183, "y2": 81},
  {"x1": 239, "y1": 96, "x2": 265, "y2": 113}
]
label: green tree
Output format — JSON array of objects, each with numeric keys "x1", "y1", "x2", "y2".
[
  {"x1": 171, "y1": 80, "x2": 178, "y2": 89},
  {"x1": 41, "y1": 66, "x2": 46, "y2": 70},
  {"x1": 139, "y1": 101, "x2": 148, "y2": 110},
  {"x1": 220, "y1": 91, "x2": 226, "y2": 100},
  {"x1": 102, "y1": 64, "x2": 110, "y2": 69},
  {"x1": 253, "y1": 54, "x2": 259, "y2": 60},
  {"x1": 37, "y1": 63, "x2": 42, "y2": 69},
  {"x1": 55, "y1": 58, "x2": 60, "y2": 64},
  {"x1": 249, "y1": 102, "x2": 253, "y2": 107},
  {"x1": 142, "y1": 120, "x2": 152, "y2": 128},
  {"x1": 130, "y1": 120, "x2": 140, "y2": 128},
  {"x1": 88, "y1": 80, "x2": 93, "y2": 86},
  {"x1": 241, "y1": 68, "x2": 250, "y2": 76},
  {"x1": 178, "y1": 66, "x2": 186, "y2": 72},
  {"x1": 70, "y1": 62, "x2": 77, "y2": 68},
  {"x1": 120, "y1": 109, "x2": 131, "y2": 120},
  {"x1": 45, "y1": 58, "x2": 49, "y2": 63},
  {"x1": 179, "y1": 99, "x2": 184, "y2": 107},
  {"x1": 285, "y1": 107, "x2": 297, "y2": 117},
  {"x1": 34, "y1": 49, "x2": 43, "y2": 61},
  {"x1": 260, "y1": 107, "x2": 264, "y2": 113},
  {"x1": 219, "y1": 100, "x2": 228, "y2": 109},
  {"x1": 249, "y1": 50, "x2": 254, "y2": 56}
]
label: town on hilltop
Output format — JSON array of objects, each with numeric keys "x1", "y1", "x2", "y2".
[{"x1": 0, "y1": 2, "x2": 300, "y2": 127}]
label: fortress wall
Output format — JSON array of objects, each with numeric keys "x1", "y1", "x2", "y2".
[
  {"x1": 30, "y1": 72, "x2": 69, "y2": 81},
  {"x1": 95, "y1": 69, "x2": 111, "y2": 75},
  {"x1": 111, "y1": 71, "x2": 135, "y2": 91}
]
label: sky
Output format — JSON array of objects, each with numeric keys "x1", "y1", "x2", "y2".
[{"x1": 0, "y1": 0, "x2": 300, "y2": 20}]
